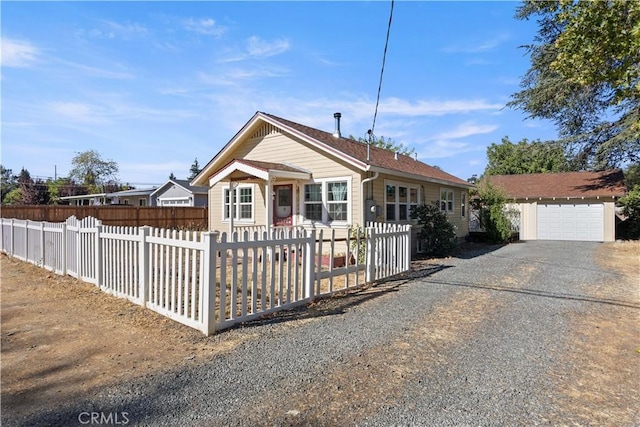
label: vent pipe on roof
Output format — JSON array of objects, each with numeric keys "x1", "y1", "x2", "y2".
[
  {"x1": 333, "y1": 112, "x2": 342, "y2": 138},
  {"x1": 394, "y1": 151, "x2": 398, "y2": 160}
]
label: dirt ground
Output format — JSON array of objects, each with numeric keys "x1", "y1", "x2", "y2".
[{"x1": 1, "y1": 241, "x2": 638, "y2": 422}]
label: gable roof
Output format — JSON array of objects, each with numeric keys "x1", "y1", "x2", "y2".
[
  {"x1": 193, "y1": 111, "x2": 472, "y2": 188},
  {"x1": 485, "y1": 170, "x2": 627, "y2": 200},
  {"x1": 150, "y1": 179, "x2": 208, "y2": 197},
  {"x1": 208, "y1": 159, "x2": 311, "y2": 186}
]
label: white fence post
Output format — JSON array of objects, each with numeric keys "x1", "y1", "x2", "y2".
[
  {"x1": 366, "y1": 227, "x2": 376, "y2": 283},
  {"x1": 139, "y1": 226, "x2": 151, "y2": 307},
  {"x1": 404, "y1": 224, "x2": 411, "y2": 271},
  {"x1": 94, "y1": 225, "x2": 103, "y2": 287},
  {"x1": 304, "y1": 229, "x2": 316, "y2": 300},
  {"x1": 40, "y1": 222, "x2": 45, "y2": 267},
  {"x1": 10, "y1": 219, "x2": 15, "y2": 256},
  {"x1": 25, "y1": 220, "x2": 29, "y2": 263},
  {"x1": 201, "y1": 231, "x2": 218, "y2": 336},
  {"x1": 60, "y1": 223, "x2": 67, "y2": 275}
]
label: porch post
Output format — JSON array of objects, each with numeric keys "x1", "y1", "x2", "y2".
[
  {"x1": 266, "y1": 176, "x2": 275, "y2": 233},
  {"x1": 228, "y1": 181, "x2": 235, "y2": 238}
]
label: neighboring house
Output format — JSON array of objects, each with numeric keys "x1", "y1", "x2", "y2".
[
  {"x1": 486, "y1": 170, "x2": 627, "y2": 242},
  {"x1": 60, "y1": 187, "x2": 158, "y2": 206},
  {"x1": 191, "y1": 111, "x2": 474, "y2": 251},
  {"x1": 151, "y1": 179, "x2": 209, "y2": 207}
]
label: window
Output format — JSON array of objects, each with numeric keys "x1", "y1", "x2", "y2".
[
  {"x1": 461, "y1": 193, "x2": 466, "y2": 218},
  {"x1": 386, "y1": 181, "x2": 420, "y2": 221},
  {"x1": 440, "y1": 189, "x2": 454, "y2": 213},
  {"x1": 304, "y1": 184, "x2": 322, "y2": 221},
  {"x1": 139, "y1": 198, "x2": 147, "y2": 206},
  {"x1": 302, "y1": 178, "x2": 350, "y2": 224},
  {"x1": 223, "y1": 185, "x2": 254, "y2": 221},
  {"x1": 327, "y1": 181, "x2": 348, "y2": 221},
  {"x1": 386, "y1": 184, "x2": 396, "y2": 220}
]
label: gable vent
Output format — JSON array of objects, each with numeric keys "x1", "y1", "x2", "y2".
[{"x1": 250, "y1": 123, "x2": 281, "y2": 139}]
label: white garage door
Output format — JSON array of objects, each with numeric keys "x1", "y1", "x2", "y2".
[{"x1": 537, "y1": 203, "x2": 604, "y2": 241}]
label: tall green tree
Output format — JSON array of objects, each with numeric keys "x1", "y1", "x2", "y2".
[
  {"x1": 188, "y1": 158, "x2": 201, "y2": 181},
  {"x1": 68, "y1": 150, "x2": 119, "y2": 193},
  {"x1": 484, "y1": 137, "x2": 570, "y2": 175},
  {"x1": 509, "y1": 0, "x2": 640, "y2": 170},
  {"x1": 624, "y1": 163, "x2": 640, "y2": 190}
]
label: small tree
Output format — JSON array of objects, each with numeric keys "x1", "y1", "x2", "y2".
[
  {"x1": 410, "y1": 202, "x2": 457, "y2": 257},
  {"x1": 188, "y1": 159, "x2": 201, "y2": 181},
  {"x1": 474, "y1": 181, "x2": 513, "y2": 244}
]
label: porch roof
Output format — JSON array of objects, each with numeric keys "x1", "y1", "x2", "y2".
[{"x1": 209, "y1": 159, "x2": 312, "y2": 186}]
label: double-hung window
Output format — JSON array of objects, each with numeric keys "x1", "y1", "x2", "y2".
[
  {"x1": 302, "y1": 178, "x2": 350, "y2": 224},
  {"x1": 386, "y1": 181, "x2": 420, "y2": 221},
  {"x1": 440, "y1": 189, "x2": 454, "y2": 213},
  {"x1": 304, "y1": 183, "x2": 323, "y2": 221},
  {"x1": 223, "y1": 185, "x2": 253, "y2": 221}
]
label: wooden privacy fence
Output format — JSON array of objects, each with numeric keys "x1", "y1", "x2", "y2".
[
  {"x1": 0, "y1": 205, "x2": 208, "y2": 229},
  {"x1": 0, "y1": 216, "x2": 411, "y2": 335}
]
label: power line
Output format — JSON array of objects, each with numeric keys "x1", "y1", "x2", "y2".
[{"x1": 370, "y1": 0, "x2": 394, "y2": 141}]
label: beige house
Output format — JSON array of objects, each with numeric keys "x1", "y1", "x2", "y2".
[
  {"x1": 486, "y1": 170, "x2": 627, "y2": 242},
  {"x1": 191, "y1": 112, "x2": 473, "y2": 250}
]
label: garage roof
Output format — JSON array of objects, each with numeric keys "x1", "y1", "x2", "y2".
[{"x1": 486, "y1": 170, "x2": 627, "y2": 199}]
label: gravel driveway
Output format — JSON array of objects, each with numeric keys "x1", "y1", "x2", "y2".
[{"x1": 9, "y1": 241, "x2": 639, "y2": 426}]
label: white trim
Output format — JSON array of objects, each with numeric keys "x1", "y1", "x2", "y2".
[
  {"x1": 440, "y1": 188, "x2": 455, "y2": 214},
  {"x1": 369, "y1": 166, "x2": 473, "y2": 190},
  {"x1": 222, "y1": 183, "x2": 255, "y2": 224},
  {"x1": 384, "y1": 179, "x2": 421, "y2": 222},
  {"x1": 299, "y1": 176, "x2": 352, "y2": 226}
]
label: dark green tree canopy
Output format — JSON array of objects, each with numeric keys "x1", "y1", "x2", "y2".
[
  {"x1": 188, "y1": 158, "x2": 201, "y2": 181},
  {"x1": 484, "y1": 137, "x2": 570, "y2": 176},
  {"x1": 509, "y1": 0, "x2": 640, "y2": 170}
]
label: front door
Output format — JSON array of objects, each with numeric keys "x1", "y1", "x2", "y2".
[{"x1": 273, "y1": 184, "x2": 293, "y2": 227}]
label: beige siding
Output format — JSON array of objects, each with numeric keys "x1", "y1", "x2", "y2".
[
  {"x1": 207, "y1": 129, "x2": 363, "y2": 231},
  {"x1": 603, "y1": 201, "x2": 615, "y2": 242}
]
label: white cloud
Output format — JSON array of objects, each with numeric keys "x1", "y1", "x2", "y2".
[
  {"x1": 57, "y1": 59, "x2": 135, "y2": 79},
  {"x1": 442, "y1": 33, "x2": 510, "y2": 54},
  {"x1": 432, "y1": 122, "x2": 498, "y2": 140},
  {"x1": 246, "y1": 36, "x2": 289, "y2": 57},
  {"x1": 84, "y1": 20, "x2": 148, "y2": 40},
  {"x1": 1, "y1": 37, "x2": 40, "y2": 67},
  {"x1": 370, "y1": 97, "x2": 502, "y2": 117},
  {"x1": 183, "y1": 18, "x2": 226, "y2": 36},
  {"x1": 218, "y1": 36, "x2": 290, "y2": 63}
]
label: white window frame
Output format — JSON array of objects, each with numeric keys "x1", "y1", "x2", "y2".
[
  {"x1": 440, "y1": 188, "x2": 454, "y2": 213},
  {"x1": 461, "y1": 192, "x2": 466, "y2": 218},
  {"x1": 300, "y1": 176, "x2": 351, "y2": 225},
  {"x1": 385, "y1": 180, "x2": 420, "y2": 222},
  {"x1": 222, "y1": 184, "x2": 255, "y2": 223},
  {"x1": 139, "y1": 198, "x2": 147, "y2": 206}
]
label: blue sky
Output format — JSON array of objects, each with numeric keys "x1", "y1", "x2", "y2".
[{"x1": 2, "y1": 1, "x2": 558, "y2": 186}]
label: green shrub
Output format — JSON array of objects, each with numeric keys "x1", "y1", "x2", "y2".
[
  {"x1": 475, "y1": 181, "x2": 513, "y2": 244},
  {"x1": 617, "y1": 185, "x2": 640, "y2": 240},
  {"x1": 410, "y1": 202, "x2": 457, "y2": 257}
]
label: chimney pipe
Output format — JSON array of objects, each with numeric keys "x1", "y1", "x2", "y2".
[{"x1": 333, "y1": 112, "x2": 342, "y2": 138}]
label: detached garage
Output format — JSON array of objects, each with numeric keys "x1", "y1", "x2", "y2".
[{"x1": 487, "y1": 170, "x2": 627, "y2": 242}]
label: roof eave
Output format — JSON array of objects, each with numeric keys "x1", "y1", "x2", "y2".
[{"x1": 368, "y1": 166, "x2": 474, "y2": 189}]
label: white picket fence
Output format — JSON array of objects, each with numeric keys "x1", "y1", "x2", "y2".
[{"x1": 0, "y1": 216, "x2": 411, "y2": 335}]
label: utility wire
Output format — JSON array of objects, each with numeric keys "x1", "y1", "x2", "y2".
[{"x1": 370, "y1": 0, "x2": 394, "y2": 141}]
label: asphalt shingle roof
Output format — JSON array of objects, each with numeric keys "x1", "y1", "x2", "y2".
[
  {"x1": 261, "y1": 112, "x2": 471, "y2": 187},
  {"x1": 485, "y1": 170, "x2": 627, "y2": 199}
]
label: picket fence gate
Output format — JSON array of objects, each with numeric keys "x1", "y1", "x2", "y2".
[{"x1": 0, "y1": 216, "x2": 411, "y2": 335}]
